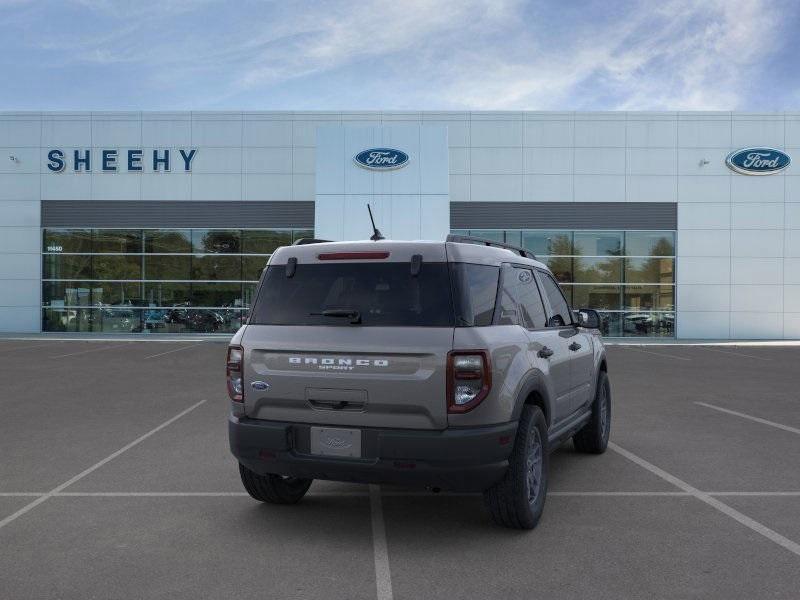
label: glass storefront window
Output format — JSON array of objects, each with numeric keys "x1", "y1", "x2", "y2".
[
  {"x1": 43, "y1": 229, "x2": 92, "y2": 253},
  {"x1": 597, "y1": 312, "x2": 622, "y2": 337},
  {"x1": 43, "y1": 254, "x2": 93, "y2": 279},
  {"x1": 42, "y1": 227, "x2": 312, "y2": 334},
  {"x1": 144, "y1": 230, "x2": 191, "y2": 253},
  {"x1": 624, "y1": 257, "x2": 674, "y2": 284},
  {"x1": 41, "y1": 227, "x2": 673, "y2": 337},
  {"x1": 242, "y1": 230, "x2": 291, "y2": 254},
  {"x1": 624, "y1": 285, "x2": 675, "y2": 311},
  {"x1": 570, "y1": 285, "x2": 623, "y2": 311},
  {"x1": 625, "y1": 231, "x2": 675, "y2": 256},
  {"x1": 92, "y1": 255, "x2": 142, "y2": 280},
  {"x1": 573, "y1": 231, "x2": 623, "y2": 256},
  {"x1": 192, "y1": 229, "x2": 241, "y2": 254},
  {"x1": 190, "y1": 282, "x2": 244, "y2": 307},
  {"x1": 143, "y1": 282, "x2": 192, "y2": 307},
  {"x1": 573, "y1": 257, "x2": 622, "y2": 284},
  {"x1": 243, "y1": 256, "x2": 269, "y2": 281},
  {"x1": 144, "y1": 255, "x2": 192, "y2": 280},
  {"x1": 292, "y1": 229, "x2": 314, "y2": 242},
  {"x1": 623, "y1": 311, "x2": 675, "y2": 337},
  {"x1": 521, "y1": 231, "x2": 573, "y2": 256},
  {"x1": 540, "y1": 256, "x2": 573, "y2": 283},
  {"x1": 191, "y1": 255, "x2": 242, "y2": 281},
  {"x1": 243, "y1": 283, "x2": 259, "y2": 308},
  {"x1": 93, "y1": 230, "x2": 142, "y2": 253}
]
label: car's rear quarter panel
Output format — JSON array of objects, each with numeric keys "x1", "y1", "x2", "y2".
[{"x1": 448, "y1": 325, "x2": 532, "y2": 427}]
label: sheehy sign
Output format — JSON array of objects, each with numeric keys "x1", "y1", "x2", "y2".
[{"x1": 46, "y1": 149, "x2": 197, "y2": 172}]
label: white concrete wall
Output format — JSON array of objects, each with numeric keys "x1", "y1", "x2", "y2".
[
  {"x1": 314, "y1": 123, "x2": 449, "y2": 241},
  {"x1": 0, "y1": 114, "x2": 41, "y2": 332}
]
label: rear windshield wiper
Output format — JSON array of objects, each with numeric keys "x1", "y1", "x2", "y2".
[{"x1": 310, "y1": 308, "x2": 362, "y2": 324}]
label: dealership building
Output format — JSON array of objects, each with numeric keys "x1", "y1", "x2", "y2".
[{"x1": 0, "y1": 110, "x2": 798, "y2": 339}]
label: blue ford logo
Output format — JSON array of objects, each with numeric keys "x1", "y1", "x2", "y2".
[
  {"x1": 354, "y1": 148, "x2": 409, "y2": 170},
  {"x1": 251, "y1": 381, "x2": 269, "y2": 391},
  {"x1": 726, "y1": 147, "x2": 790, "y2": 175}
]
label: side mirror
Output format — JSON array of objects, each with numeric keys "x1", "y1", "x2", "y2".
[{"x1": 574, "y1": 308, "x2": 601, "y2": 330}]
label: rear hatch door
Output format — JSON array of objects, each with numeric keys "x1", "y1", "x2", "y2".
[
  {"x1": 241, "y1": 242, "x2": 453, "y2": 430},
  {"x1": 242, "y1": 326, "x2": 452, "y2": 429}
]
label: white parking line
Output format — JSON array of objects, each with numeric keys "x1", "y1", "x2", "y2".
[
  {"x1": 50, "y1": 343, "x2": 134, "y2": 358},
  {"x1": 143, "y1": 344, "x2": 203, "y2": 360},
  {"x1": 369, "y1": 485, "x2": 394, "y2": 600},
  {"x1": 547, "y1": 491, "x2": 690, "y2": 496},
  {"x1": 621, "y1": 346, "x2": 691, "y2": 361},
  {"x1": 55, "y1": 492, "x2": 248, "y2": 497},
  {"x1": 707, "y1": 492, "x2": 800, "y2": 496},
  {"x1": 609, "y1": 441, "x2": 800, "y2": 558},
  {"x1": 695, "y1": 347, "x2": 772, "y2": 361},
  {"x1": 0, "y1": 400, "x2": 206, "y2": 532},
  {"x1": 695, "y1": 402, "x2": 800, "y2": 436}
]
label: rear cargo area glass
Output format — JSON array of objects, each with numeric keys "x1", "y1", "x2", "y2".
[{"x1": 249, "y1": 263, "x2": 454, "y2": 327}]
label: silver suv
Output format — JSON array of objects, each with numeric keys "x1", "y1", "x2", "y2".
[{"x1": 227, "y1": 235, "x2": 610, "y2": 529}]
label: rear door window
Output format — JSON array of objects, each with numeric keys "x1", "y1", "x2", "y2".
[
  {"x1": 538, "y1": 270, "x2": 573, "y2": 327},
  {"x1": 249, "y1": 262, "x2": 453, "y2": 327},
  {"x1": 497, "y1": 266, "x2": 547, "y2": 328}
]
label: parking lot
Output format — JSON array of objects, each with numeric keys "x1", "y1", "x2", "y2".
[{"x1": 1, "y1": 338, "x2": 799, "y2": 599}]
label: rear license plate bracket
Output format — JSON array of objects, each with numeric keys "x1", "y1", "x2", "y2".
[{"x1": 309, "y1": 426, "x2": 362, "y2": 458}]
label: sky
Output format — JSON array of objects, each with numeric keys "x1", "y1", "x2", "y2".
[{"x1": 1, "y1": 0, "x2": 799, "y2": 111}]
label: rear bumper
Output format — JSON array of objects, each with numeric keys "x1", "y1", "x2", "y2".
[{"x1": 229, "y1": 415, "x2": 518, "y2": 492}]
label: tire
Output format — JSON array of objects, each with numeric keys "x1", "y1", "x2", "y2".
[
  {"x1": 483, "y1": 405, "x2": 549, "y2": 530},
  {"x1": 573, "y1": 371, "x2": 611, "y2": 454},
  {"x1": 238, "y1": 463, "x2": 312, "y2": 504}
]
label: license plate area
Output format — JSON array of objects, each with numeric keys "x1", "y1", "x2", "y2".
[{"x1": 309, "y1": 426, "x2": 362, "y2": 458}]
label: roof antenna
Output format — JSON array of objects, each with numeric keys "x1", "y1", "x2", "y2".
[{"x1": 367, "y1": 203, "x2": 385, "y2": 241}]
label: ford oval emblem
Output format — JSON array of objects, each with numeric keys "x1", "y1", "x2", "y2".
[
  {"x1": 354, "y1": 148, "x2": 409, "y2": 170},
  {"x1": 725, "y1": 147, "x2": 790, "y2": 175},
  {"x1": 250, "y1": 381, "x2": 269, "y2": 391}
]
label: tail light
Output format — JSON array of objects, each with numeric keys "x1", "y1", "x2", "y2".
[
  {"x1": 447, "y1": 350, "x2": 491, "y2": 413},
  {"x1": 226, "y1": 345, "x2": 244, "y2": 402}
]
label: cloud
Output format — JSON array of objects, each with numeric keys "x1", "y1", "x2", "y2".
[
  {"x1": 0, "y1": 0, "x2": 796, "y2": 110},
  {"x1": 235, "y1": 0, "x2": 520, "y2": 90},
  {"x1": 427, "y1": 0, "x2": 790, "y2": 110}
]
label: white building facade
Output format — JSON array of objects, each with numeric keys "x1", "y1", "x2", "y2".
[{"x1": 0, "y1": 111, "x2": 798, "y2": 339}]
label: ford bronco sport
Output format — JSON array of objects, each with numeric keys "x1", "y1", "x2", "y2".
[{"x1": 228, "y1": 235, "x2": 610, "y2": 529}]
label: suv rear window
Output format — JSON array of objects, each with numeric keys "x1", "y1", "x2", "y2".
[{"x1": 249, "y1": 262, "x2": 454, "y2": 327}]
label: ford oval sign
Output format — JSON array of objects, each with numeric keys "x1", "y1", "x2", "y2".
[
  {"x1": 725, "y1": 147, "x2": 791, "y2": 175},
  {"x1": 354, "y1": 148, "x2": 409, "y2": 170}
]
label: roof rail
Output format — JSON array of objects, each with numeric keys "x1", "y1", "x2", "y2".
[
  {"x1": 292, "y1": 238, "x2": 334, "y2": 245},
  {"x1": 446, "y1": 234, "x2": 537, "y2": 260}
]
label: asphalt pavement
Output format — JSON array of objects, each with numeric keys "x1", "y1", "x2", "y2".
[{"x1": 1, "y1": 338, "x2": 799, "y2": 599}]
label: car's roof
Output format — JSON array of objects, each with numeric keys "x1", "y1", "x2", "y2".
[{"x1": 270, "y1": 239, "x2": 548, "y2": 270}]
